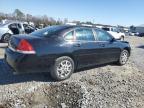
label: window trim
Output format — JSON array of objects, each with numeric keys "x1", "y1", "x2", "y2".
[
  {"x1": 63, "y1": 29, "x2": 76, "y2": 41},
  {"x1": 63, "y1": 27, "x2": 113, "y2": 43}
]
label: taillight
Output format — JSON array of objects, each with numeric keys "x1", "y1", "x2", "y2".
[{"x1": 16, "y1": 39, "x2": 36, "y2": 54}]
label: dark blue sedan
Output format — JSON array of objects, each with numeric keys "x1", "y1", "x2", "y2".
[{"x1": 5, "y1": 25, "x2": 131, "y2": 80}]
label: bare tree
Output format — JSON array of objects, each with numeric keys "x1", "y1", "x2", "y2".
[
  {"x1": 64, "y1": 18, "x2": 68, "y2": 24},
  {"x1": 26, "y1": 14, "x2": 33, "y2": 22},
  {"x1": 0, "y1": 9, "x2": 71, "y2": 27},
  {"x1": 13, "y1": 9, "x2": 25, "y2": 20}
]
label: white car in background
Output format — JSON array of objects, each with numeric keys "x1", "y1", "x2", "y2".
[
  {"x1": 0, "y1": 21, "x2": 36, "y2": 43},
  {"x1": 102, "y1": 27, "x2": 125, "y2": 40}
]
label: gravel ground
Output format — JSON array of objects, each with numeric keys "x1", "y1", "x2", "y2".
[{"x1": 0, "y1": 36, "x2": 144, "y2": 108}]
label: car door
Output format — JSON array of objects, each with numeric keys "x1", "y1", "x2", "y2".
[
  {"x1": 8, "y1": 23, "x2": 19, "y2": 35},
  {"x1": 73, "y1": 27, "x2": 99, "y2": 68},
  {"x1": 94, "y1": 29, "x2": 121, "y2": 64}
]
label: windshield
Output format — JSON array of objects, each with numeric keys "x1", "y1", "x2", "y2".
[{"x1": 31, "y1": 25, "x2": 68, "y2": 37}]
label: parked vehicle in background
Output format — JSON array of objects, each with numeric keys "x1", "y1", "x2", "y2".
[
  {"x1": 132, "y1": 26, "x2": 144, "y2": 37},
  {"x1": 138, "y1": 33, "x2": 144, "y2": 37},
  {"x1": 102, "y1": 27, "x2": 125, "y2": 40},
  {"x1": 129, "y1": 26, "x2": 144, "y2": 37},
  {"x1": 5, "y1": 25, "x2": 131, "y2": 81},
  {"x1": 0, "y1": 21, "x2": 36, "y2": 42},
  {"x1": 123, "y1": 29, "x2": 130, "y2": 36},
  {"x1": 129, "y1": 32, "x2": 139, "y2": 36}
]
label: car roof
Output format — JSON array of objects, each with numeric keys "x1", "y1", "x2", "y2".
[
  {"x1": 55, "y1": 25, "x2": 100, "y2": 36},
  {"x1": 56, "y1": 25, "x2": 100, "y2": 31},
  {"x1": 0, "y1": 21, "x2": 25, "y2": 27},
  {"x1": 62, "y1": 25, "x2": 98, "y2": 28}
]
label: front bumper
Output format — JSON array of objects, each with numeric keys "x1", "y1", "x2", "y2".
[{"x1": 5, "y1": 48, "x2": 53, "y2": 74}]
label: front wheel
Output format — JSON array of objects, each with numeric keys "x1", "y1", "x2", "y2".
[
  {"x1": 50, "y1": 56, "x2": 75, "y2": 81},
  {"x1": 2, "y1": 33, "x2": 11, "y2": 43},
  {"x1": 118, "y1": 50, "x2": 129, "y2": 65}
]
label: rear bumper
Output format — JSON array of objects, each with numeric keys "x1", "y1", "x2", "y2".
[{"x1": 5, "y1": 48, "x2": 54, "y2": 74}]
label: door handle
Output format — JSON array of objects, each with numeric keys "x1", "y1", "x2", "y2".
[{"x1": 74, "y1": 43, "x2": 81, "y2": 47}]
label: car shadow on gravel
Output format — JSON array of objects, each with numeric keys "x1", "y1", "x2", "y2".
[
  {"x1": 76, "y1": 63, "x2": 115, "y2": 72},
  {"x1": 0, "y1": 59, "x2": 53, "y2": 85},
  {"x1": 0, "y1": 57, "x2": 116, "y2": 85},
  {"x1": 137, "y1": 45, "x2": 144, "y2": 49}
]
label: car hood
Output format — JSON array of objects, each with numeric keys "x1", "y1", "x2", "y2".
[{"x1": 121, "y1": 41, "x2": 129, "y2": 44}]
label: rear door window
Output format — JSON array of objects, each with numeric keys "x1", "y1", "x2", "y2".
[
  {"x1": 75, "y1": 28, "x2": 95, "y2": 41},
  {"x1": 8, "y1": 23, "x2": 17, "y2": 29},
  {"x1": 8, "y1": 23, "x2": 19, "y2": 34}
]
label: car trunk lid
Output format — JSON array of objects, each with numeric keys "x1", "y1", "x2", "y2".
[{"x1": 9, "y1": 34, "x2": 43, "y2": 54}]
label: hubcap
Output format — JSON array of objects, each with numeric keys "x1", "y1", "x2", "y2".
[
  {"x1": 57, "y1": 60, "x2": 72, "y2": 78},
  {"x1": 121, "y1": 51, "x2": 128, "y2": 64}
]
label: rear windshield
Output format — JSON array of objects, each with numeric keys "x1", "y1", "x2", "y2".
[{"x1": 31, "y1": 25, "x2": 68, "y2": 37}]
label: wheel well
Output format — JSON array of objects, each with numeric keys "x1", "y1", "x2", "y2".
[
  {"x1": 124, "y1": 47, "x2": 130, "y2": 56},
  {"x1": 56, "y1": 54, "x2": 77, "y2": 69},
  {"x1": 2, "y1": 33, "x2": 11, "y2": 38},
  {"x1": 1, "y1": 34, "x2": 6, "y2": 40},
  {"x1": 1, "y1": 33, "x2": 11, "y2": 42}
]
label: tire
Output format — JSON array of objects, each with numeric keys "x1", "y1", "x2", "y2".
[
  {"x1": 118, "y1": 50, "x2": 129, "y2": 65},
  {"x1": 50, "y1": 56, "x2": 75, "y2": 81},
  {"x1": 2, "y1": 33, "x2": 11, "y2": 43}
]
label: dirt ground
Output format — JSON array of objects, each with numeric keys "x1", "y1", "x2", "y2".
[{"x1": 0, "y1": 36, "x2": 144, "y2": 108}]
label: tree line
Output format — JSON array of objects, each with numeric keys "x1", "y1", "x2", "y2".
[
  {"x1": 2, "y1": 9, "x2": 129, "y2": 29},
  {"x1": 0, "y1": 9, "x2": 69, "y2": 27}
]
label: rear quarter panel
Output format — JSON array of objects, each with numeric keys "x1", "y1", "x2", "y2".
[{"x1": 29, "y1": 36, "x2": 75, "y2": 64}]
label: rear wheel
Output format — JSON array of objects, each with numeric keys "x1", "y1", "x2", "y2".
[
  {"x1": 118, "y1": 50, "x2": 129, "y2": 65},
  {"x1": 50, "y1": 56, "x2": 74, "y2": 81},
  {"x1": 2, "y1": 33, "x2": 11, "y2": 43}
]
